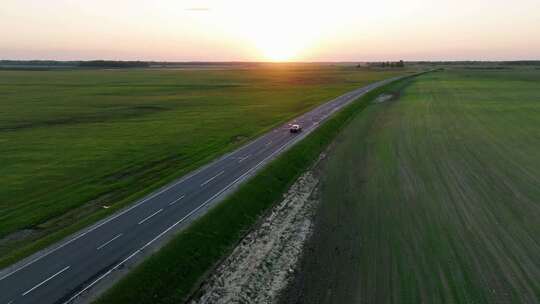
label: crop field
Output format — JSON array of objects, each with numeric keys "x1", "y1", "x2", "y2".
[
  {"x1": 0, "y1": 65, "x2": 408, "y2": 264},
  {"x1": 283, "y1": 68, "x2": 540, "y2": 303}
]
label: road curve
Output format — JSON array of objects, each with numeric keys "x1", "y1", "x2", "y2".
[{"x1": 0, "y1": 75, "x2": 405, "y2": 304}]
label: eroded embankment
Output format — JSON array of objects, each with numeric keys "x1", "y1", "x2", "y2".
[{"x1": 190, "y1": 171, "x2": 320, "y2": 304}]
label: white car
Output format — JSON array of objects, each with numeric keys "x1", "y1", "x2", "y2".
[{"x1": 289, "y1": 124, "x2": 302, "y2": 133}]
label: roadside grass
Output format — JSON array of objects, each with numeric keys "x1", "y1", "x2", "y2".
[
  {"x1": 94, "y1": 73, "x2": 418, "y2": 304},
  {"x1": 282, "y1": 68, "x2": 540, "y2": 303},
  {"x1": 0, "y1": 65, "x2": 411, "y2": 267}
]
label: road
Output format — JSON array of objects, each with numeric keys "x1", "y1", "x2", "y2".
[{"x1": 0, "y1": 76, "x2": 404, "y2": 304}]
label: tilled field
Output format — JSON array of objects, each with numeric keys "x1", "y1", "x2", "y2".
[{"x1": 281, "y1": 69, "x2": 540, "y2": 304}]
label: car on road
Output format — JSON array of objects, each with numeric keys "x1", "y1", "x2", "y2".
[{"x1": 289, "y1": 124, "x2": 302, "y2": 133}]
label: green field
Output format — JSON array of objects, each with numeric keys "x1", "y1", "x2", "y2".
[
  {"x1": 283, "y1": 69, "x2": 540, "y2": 303},
  {"x1": 0, "y1": 65, "x2": 408, "y2": 265}
]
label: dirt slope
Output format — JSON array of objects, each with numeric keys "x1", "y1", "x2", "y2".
[{"x1": 190, "y1": 171, "x2": 319, "y2": 304}]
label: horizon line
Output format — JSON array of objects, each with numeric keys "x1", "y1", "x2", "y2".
[{"x1": 2, "y1": 59, "x2": 540, "y2": 63}]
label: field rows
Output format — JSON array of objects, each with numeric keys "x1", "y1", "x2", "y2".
[{"x1": 284, "y1": 69, "x2": 540, "y2": 303}]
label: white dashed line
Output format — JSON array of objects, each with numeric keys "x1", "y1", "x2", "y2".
[
  {"x1": 238, "y1": 155, "x2": 251, "y2": 163},
  {"x1": 168, "y1": 195, "x2": 185, "y2": 206},
  {"x1": 22, "y1": 266, "x2": 70, "y2": 296},
  {"x1": 200, "y1": 171, "x2": 224, "y2": 187},
  {"x1": 96, "y1": 234, "x2": 123, "y2": 250},
  {"x1": 138, "y1": 209, "x2": 163, "y2": 225},
  {"x1": 0, "y1": 174, "x2": 177, "y2": 282}
]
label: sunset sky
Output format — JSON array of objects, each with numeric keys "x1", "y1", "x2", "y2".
[{"x1": 1, "y1": 0, "x2": 539, "y2": 61}]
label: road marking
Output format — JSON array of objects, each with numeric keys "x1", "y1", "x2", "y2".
[
  {"x1": 238, "y1": 155, "x2": 251, "y2": 163},
  {"x1": 200, "y1": 171, "x2": 224, "y2": 187},
  {"x1": 22, "y1": 266, "x2": 70, "y2": 296},
  {"x1": 0, "y1": 174, "x2": 176, "y2": 282},
  {"x1": 168, "y1": 195, "x2": 185, "y2": 206},
  {"x1": 62, "y1": 135, "x2": 300, "y2": 304},
  {"x1": 138, "y1": 209, "x2": 163, "y2": 225},
  {"x1": 96, "y1": 233, "x2": 123, "y2": 250},
  {"x1": 266, "y1": 140, "x2": 272, "y2": 146},
  {"x1": 0, "y1": 77, "x2": 340, "y2": 279}
]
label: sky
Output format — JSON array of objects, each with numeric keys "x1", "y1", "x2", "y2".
[{"x1": 1, "y1": 0, "x2": 539, "y2": 62}]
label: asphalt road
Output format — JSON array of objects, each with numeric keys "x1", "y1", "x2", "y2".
[{"x1": 0, "y1": 76, "x2": 403, "y2": 304}]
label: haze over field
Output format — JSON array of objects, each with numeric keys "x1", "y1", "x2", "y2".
[{"x1": 1, "y1": 0, "x2": 539, "y2": 62}]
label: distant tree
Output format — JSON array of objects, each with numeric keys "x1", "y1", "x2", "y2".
[{"x1": 79, "y1": 60, "x2": 150, "y2": 68}]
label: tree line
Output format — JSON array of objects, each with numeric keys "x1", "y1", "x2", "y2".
[
  {"x1": 367, "y1": 60, "x2": 405, "y2": 68},
  {"x1": 78, "y1": 60, "x2": 150, "y2": 68}
]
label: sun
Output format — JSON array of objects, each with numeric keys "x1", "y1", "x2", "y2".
[
  {"x1": 249, "y1": 28, "x2": 307, "y2": 62},
  {"x1": 218, "y1": 2, "x2": 314, "y2": 62},
  {"x1": 201, "y1": 1, "x2": 329, "y2": 62},
  {"x1": 257, "y1": 39, "x2": 299, "y2": 62},
  {"x1": 262, "y1": 46, "x2": 295, "y2": 62}
]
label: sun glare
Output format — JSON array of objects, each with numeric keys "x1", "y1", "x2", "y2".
[
  {"x1": 205, "y1": 1, "x2": 330, "y2": 62},
  {"x1": 235, "y1": 16, "x2": 310, "y2": 62},
  {"x1": 260, "y1": 44, "x2": 296, "y2": 62},
  {"x1": 253, "y1": 35, "x2": 303, "y2": 62}
]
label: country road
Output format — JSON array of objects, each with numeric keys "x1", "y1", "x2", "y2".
[{"x1": 0, "y1": 75, "x2": 405, "y2": 304}]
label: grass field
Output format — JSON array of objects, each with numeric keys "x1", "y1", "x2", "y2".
[
  {"x1": 0, "y1": 65, "x2": 408, "y2": 265},
  {"x1": 282, "y1": 68, "x2": 540, "y2": 303}
]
